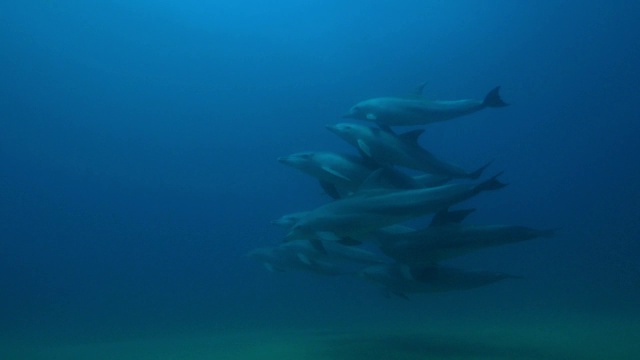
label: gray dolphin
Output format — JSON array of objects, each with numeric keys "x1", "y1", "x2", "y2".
[
  {"x1": 359, "y1": 263, "x2": 519, "y2": 298},
  {"x1": 284, "y1": 173, "x2": 506, "y2": 243},
  {"x1": 327, "y1": 123, "x2": 488, "y2": 179},
  {"x1": 278, "y1": 151, "x2": 450, "y2": 198},
  {"x1": 371, "y1": 209, "x2": 556, "y2": 266},
  {"x1": 343, "y1": 85, "x2": 508, "y2": 127},
  {"x1": 248, "y1": 240, "x2": 387, "y2": 276},
  {"x1": 248, "y1": 244, "x2": 349, "y2": 275}
]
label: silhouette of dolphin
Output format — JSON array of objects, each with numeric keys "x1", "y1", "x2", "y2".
[{"x1": 343, "y1": 84, "x2": 508, "y2": 126}]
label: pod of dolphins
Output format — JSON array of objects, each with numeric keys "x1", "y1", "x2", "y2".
[{"x1": 249, "y1": 84, "x2": 556, "y2": 299}]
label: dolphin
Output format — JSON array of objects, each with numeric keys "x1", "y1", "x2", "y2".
[
  {"x1": 327, "y1": 123, "x2": 489, "y2": 179},
  {"x1": 248, "y1": 244, "x2": 349, "y2": 275},
  {"x1": 278, "y1": 151, "x2": 450, "y2": 198},
  {"x1": 343, "y1": 84, "x2": 508, "y2": 127},
  {"x1": 359, "y1": 263, "x2": 519, "y2": 298},
  {"x1": 248, "y1": 240, "x2": 387, "y2": 276},
  {"x1": 371, "y1": 209, "x2": 557, "y2": 266},
  {"x1": 283, "y1": 173, "x2": 506, "y2": 244}
]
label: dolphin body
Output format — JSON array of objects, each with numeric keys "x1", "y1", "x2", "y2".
[
  {"x1": 284, "y1": 174, "x2": 506, "y2": 243},
  {"x1": 343, "y1": 85, "x2": 508, "y2": 127},
  {"x1": 248, "y1": 244, "x2": 349, "y2": 275},
  {"x1": 248, "y1": 240, "x2": 387, "y2": 276},
  {"x1": 278, "y1": 151, "x2": 450, "y2": 198},
  {"x1": 327, "y1": 123, "x2": 488, "y2": 179},
  {"x1": 359, "y1": 263, "x2": 519, "y2": 298},
  {"x1": 369, "y1": 209, "x2": 557, "y2": 266}
]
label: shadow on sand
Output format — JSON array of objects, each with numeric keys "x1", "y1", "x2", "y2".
[{"x1": 320, "y1": 333, "x2": 554, "y2": 360}]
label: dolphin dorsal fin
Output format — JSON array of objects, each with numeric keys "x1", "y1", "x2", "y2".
[
  {"x1": 408, "y1": 82, "x2": 427, "y2": 97},
  {"x1": 399, "y1": 129, "x2": 425, "y2": 144},
  {"x1": 429, "y1": 208, "x2": 476, "y2": 227}
]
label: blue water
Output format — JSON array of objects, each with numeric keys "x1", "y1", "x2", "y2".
[{"x1": 1, "y1": 0, "x2": 639, "y2": 356}]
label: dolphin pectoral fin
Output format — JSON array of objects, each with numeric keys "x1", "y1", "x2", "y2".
[
  {"x1": 377, "y1": 124, "x2": 394, "y2": 134},
  {"x1": 366, "y1": 113, "x2": 377, "y2": 120},
  {"x1": 358, "y1": 168, "x2": 387, "y2": 192},
  {"x1": 357, "y1": 139, "x2": 372, "y2": 157},
  {"x1": 297, "y1": 253, "x2": 312, "y2": 266},
  {"x1": 308, "y1": 239, "x2": 328, "y2": 254},
  {"x1": 483, "y1": 86, "x2": 508, "y2": 108},
  {"x1": 399, "y1": 129, "x2": 425, "y2": 145},
  {"x1": 264, "y1": 263, "x2": 274, "y2": 272},
  {"x1": 321, "y1": 166, "x2": 352, "y2": 182},
  {"x1": 429, "y1": 208, "x2": 476, "y2": 227},
  {"x1": 319, "y1": 181, "x2": 341, "y2": 199}
]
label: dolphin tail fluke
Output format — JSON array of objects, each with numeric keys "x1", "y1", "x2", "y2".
[
  {"x1": 468, "y1": 161, "x2": 492, "y2": 179},
  {"x1": 319, "y1": 180, "x2": 341, "y2": 199},
  {"x1": 483, "y1": 86, "x2": 508, "y2": 108},
  {"x1": 474, "y1": 172, "x2": 507, "y2": 194}
]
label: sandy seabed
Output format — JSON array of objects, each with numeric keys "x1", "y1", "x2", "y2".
[{"x1": 3, "y1": 313, "x2": 639, "y2": 360}]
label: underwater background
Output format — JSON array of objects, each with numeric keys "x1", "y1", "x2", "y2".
[{"x1": 1, "y1": 1, "x2": 639, "y2": 359}]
